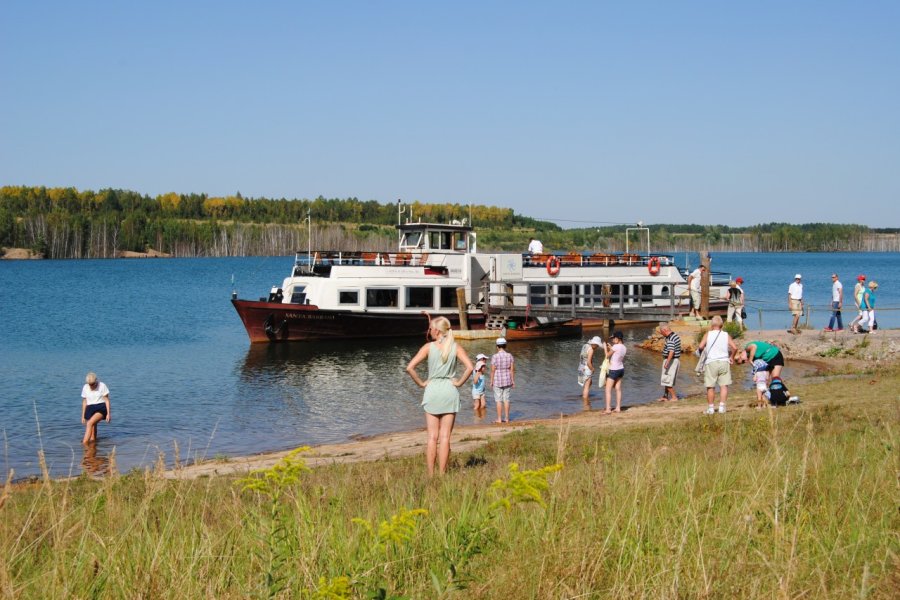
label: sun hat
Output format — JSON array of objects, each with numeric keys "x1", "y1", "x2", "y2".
[
  {"x1": 475, "y1": 353, "x2": 488, "y2": 361},
  {"x1": 475, "y1": 359, "x2": 486, "y2": 370},
  {"x1": 496, "y1": 337, "x2": 507, "y2": 346},
  {"x1": 794, "y1": 274, "x2": 802, "y2": 279},
  {"x1": 588, "y1": 335, "x2": 602, "y2": 346},
  {"x1": 857, "y1": 274, "x2": 866, "y2": 281}
]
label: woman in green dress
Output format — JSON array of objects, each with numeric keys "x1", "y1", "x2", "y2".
[{"x1": 406, "y1": 316, "x2": 474, "y2": 476}]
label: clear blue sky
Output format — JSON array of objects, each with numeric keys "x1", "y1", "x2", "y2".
[{"x1": 2, "y1": 1, "x2": 898, "y2": 228}]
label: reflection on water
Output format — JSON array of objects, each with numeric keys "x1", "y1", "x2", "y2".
[{"x1": 81, "y1": 443, "x2": 110, "y2": 477}]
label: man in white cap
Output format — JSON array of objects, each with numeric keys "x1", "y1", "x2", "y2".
[
  {"x1": 788, "y1": 274, "x2": 804, "y2": 333},
  {"x1": 579, "y1": 335, "x2": 604, "y2": 402},
  {"x1": 490, "y1": 337, "x2": 515, "y2": 423}
]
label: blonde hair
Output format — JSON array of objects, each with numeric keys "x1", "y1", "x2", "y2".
[
  {"x1": 710, "y1": 315, "x2": 724, "y2": 328},
  {"x1": 85, "y1": 372, "x2": 97, "y2": 385},
  {"x1": 431, "y1": 316, "x2": 455, "y2": 363},
  {"x1": 868, "y1": 281, "x2": 878, "y2": 289}
]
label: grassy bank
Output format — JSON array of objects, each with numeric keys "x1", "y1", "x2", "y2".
[{"x1": 2, "y1": 369, "x2": 898, "y2": 598}]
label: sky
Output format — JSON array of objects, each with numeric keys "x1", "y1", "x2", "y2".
[{"x1": 1, "y1": 1, "x2": 898, "y2": 228}]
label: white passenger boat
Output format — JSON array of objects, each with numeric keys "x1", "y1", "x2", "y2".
[{"x1": 232, "y1": 220, "x2": 729, "y2": 342}]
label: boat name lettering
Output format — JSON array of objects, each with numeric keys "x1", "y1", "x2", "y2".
[{"x1": 285, "y1": 312, "x2": 336, "y2": 321}]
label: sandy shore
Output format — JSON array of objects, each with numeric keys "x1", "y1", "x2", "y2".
[{"x1": 169, "y1": 326, "x2": 899, "y2": 480}]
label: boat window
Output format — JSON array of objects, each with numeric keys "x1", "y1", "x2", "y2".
[
  {"x1": 557, "y1": 285, "x2": 573, "y2": 306},
  {"x1": 440, "y1": 287, "x2": 459, "y2": 308},
  {"x1": 609, "y1": 285, "x2": 622, "y2": 302},
  {"x1": 529, "y1": 284, "x2": 548, "y2": 306},
  {"x1": 403, "y1": 231, "x2": 423, "y2": 248},
  {"x1": 339, "y1": 290, "x2": 359, "y2": 305},
  {"x1": 640, "y1": 285, "x2": 653, "y2": 302},
  {"x1": 406, "y1": 287, "x2": 434, "y2": 308},
  {"x1": 289, "y1": 286, "x2": 307, "y2": 304},
  {"x1": 366, "y1": 288, "x2": 399, "y2": 308},
  {"x1": 429, "y1": 231, "x2": 453, "y2": 250}
]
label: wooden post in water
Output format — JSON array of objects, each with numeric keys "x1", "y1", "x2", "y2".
[
  {"x1": 700, "y1": 251, "x2": 711, "y2": 318},
  {"x1": 456, "y1": 287, "x2": 469, "y2": 331}
]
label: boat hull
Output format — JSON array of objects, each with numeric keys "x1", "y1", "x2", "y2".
[{"x1": 232, "y1": 299, "x2": 486, "y2": 343}]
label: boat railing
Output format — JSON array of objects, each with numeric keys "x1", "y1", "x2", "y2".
[
  {"x1": 522, "y1": 252, "x2": 678, "y2": 268},
  {"x1": 482, "y1": 280, "x2": 681, "y2": 320},
  {"x1": 292, "y1": 250, "x2": 458, "y2": 274}
]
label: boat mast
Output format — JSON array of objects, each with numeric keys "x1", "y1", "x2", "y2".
[
  {"x1": 625, "y1": 221, "x2": 650, "y2": 254},
  {"x1": 307, "y1": 206, "x2": 311, "y2": 266}
]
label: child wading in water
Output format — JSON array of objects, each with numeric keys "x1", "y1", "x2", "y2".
[{"x1": 471, "y1": 353, "x2": 487, "y2": 417}]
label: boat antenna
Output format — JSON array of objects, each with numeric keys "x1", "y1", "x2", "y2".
[
  {"x1": 307, "y1": 206, "x2": 312, "y2": 267},
  {"x1": 397, "y1": 199, "x2": 406, "y2": 243}
]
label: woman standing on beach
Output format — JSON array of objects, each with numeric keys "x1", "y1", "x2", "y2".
[
  {"x1": 604, "y1": 331, "x2": 627, "y2": 413},
  {"x1": 81, "y1": 372, "x2": 110, "y2": 445},
  {"x1": 406, "y1": 316, "x2": 473, "y2": 476}
]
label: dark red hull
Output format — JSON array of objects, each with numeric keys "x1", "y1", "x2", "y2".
[{"x1": 232, "y1": 299, "x2": 486, "y2": 343}]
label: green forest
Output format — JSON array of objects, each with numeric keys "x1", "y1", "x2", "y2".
[{"x1": 1, "y1": 186, "x2": 897, "y2": 258}]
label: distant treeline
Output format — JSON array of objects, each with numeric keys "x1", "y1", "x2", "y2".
[{"x1": 1, "y1": 186, "x2": 897, "y2": 258}]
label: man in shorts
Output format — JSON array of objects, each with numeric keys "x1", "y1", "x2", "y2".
[
  {"x1": 490, "y1": 337, "x2": 515, "y2": 423},
  {"x1": 657, "y1": 323, "x2": 682, "y2": 402},
  {"x1": 788, "y1": 274, "x2": 803, "y2": 333}
]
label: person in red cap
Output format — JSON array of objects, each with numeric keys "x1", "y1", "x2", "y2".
[{"x1": 850, "y1": 274, "x2": 867, "y2": 333}]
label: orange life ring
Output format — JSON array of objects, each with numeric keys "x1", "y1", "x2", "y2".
[
  {"x1": 648, "y1": 256, "x2": 661, "y2": 276},
  {"x1": 546, "y1": 255, "x2": 561, "y2": 276}
]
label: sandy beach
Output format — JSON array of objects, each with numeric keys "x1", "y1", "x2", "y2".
[{"x1": 170, "y1": 326, "x2": 899, "y2": 480}]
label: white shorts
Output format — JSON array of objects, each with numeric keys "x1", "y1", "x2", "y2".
[
  {"x1": 660, "y1": 358, "x2": 679, "y2": 387},
  {"x1": 756, "y1": 381, "x2": 768, "y2": 392},
  {"x1": 494, "y1": 387, "x2": 511, "y2": 403}
]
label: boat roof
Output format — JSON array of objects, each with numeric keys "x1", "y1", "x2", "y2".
[{"x1": 396, "y1": 221, "x2": 473, "y2": 233}]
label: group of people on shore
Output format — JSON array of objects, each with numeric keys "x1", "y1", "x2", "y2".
[
  {"x1": 403, "y1": 312, "x2": 799, "y2": 475},
  {"x1": 816, "y1": 273, "x2": 879, "y2": 335}
]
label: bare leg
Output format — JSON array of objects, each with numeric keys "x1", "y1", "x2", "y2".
[
  {"x1": 503, "y1": 401, "x2": 510, "y2": 422},
  {"x1": 706, "y1": 386, "x2": 716, "y2": 409},
  {"x1": 581, "y1": 378, "x2": 591, "y2": 401},
  {"x1": 424, "y1": 413, "x2": 441, "y2": 476},
  {"x1": 604, "y1": 378, "x2": 614, "y2": 413},
  {"x1": 436, "y1": 413, "x2": 456, "y2": 474},
  {"x1": 719, "y1": 385, "x2": 729, "y2": 407},
  {"x1": 495, "y1": 399, "x2": 503, "y2": 423},
  {"x1": 82, "y1": 413, "x2": 103, "y2": 445},
  {"x1": 770, "y1": 365, "x2": 783, "y2": 380},
  {"x1": 614, "y1": 380, "x2": 622, "y2": 412}
]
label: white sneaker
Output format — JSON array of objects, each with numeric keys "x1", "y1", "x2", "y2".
[
  {"x1": 704, "y1": 406, "x2": 715, "y2": 415},
  {"x1": 718, "y1": 404, "x2": 727, "y2": 414}
]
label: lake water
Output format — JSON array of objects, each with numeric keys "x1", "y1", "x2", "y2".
[{"x1": 1, "y1": 252, "x2": 897, "y2": 478}]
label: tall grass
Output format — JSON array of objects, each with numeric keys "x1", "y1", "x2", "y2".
[{"x1": 1, "y1": 369, "x2": 898, "y2": 598}]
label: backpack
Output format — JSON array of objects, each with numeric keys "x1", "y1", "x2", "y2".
[{"x1": 767, "y1": 378, "x2": 789, "y2": 406}]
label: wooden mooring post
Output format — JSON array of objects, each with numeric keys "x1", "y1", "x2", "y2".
[{"x1": 456, "y1": 287, "x2": 468, "y2": 330}]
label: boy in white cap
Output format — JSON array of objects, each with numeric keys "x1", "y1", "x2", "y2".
[
  {"x1": 788, "y1": 274, "x2": 803, "y2": 334},
  {"x1": 579, "y1": 336, "x2": 603, "y2": 401},
  {"x1": 471, "y1": 353, "x2": 488, "y2": 414},
  {"x1": 490, "y1": 338, "x2": 515, "y2": 423}
]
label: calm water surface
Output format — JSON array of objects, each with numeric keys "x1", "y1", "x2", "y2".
[{"x1": 1, "y1": 252, "x2": 897, "y2": 478}]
